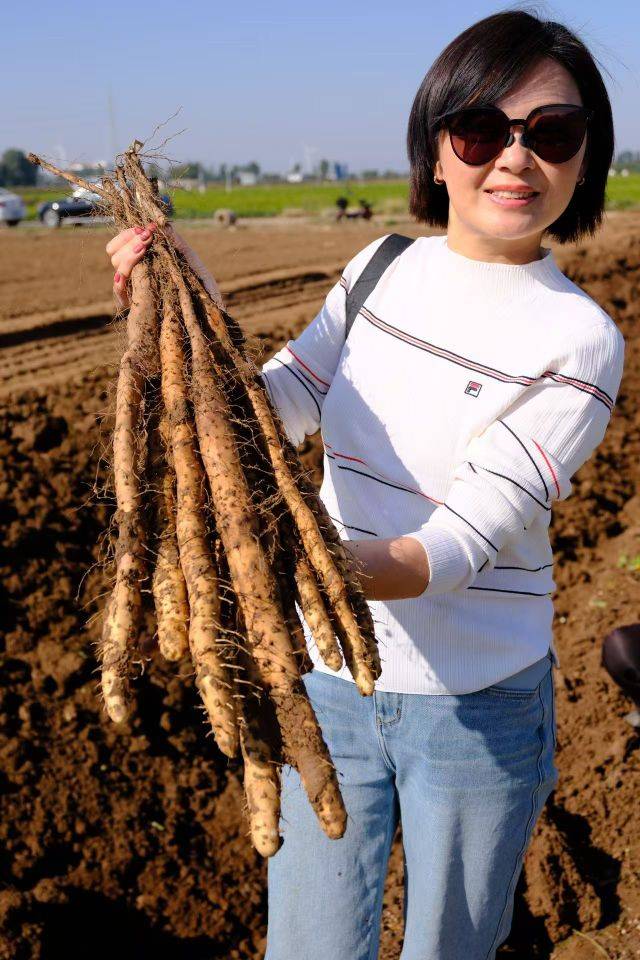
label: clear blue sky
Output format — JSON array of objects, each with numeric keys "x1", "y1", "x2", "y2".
[{"x1": 2, "y1": 0, "x2": 638, "y2": 173}]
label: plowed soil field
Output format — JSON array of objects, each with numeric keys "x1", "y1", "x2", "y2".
[{"x1": 1, "y1": 215, "x2": 639, "y2": 959}]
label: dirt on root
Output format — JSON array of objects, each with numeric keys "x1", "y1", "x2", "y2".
[{"x1": 0, "y1": 215, "x2": 639, "y2": 959}]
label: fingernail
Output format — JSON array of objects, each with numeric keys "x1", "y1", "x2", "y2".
[
  {"x1": 114, "y1": 272, "x2": 121, "y2": 283},
  {"x1": 148, "y1": 222, "x2": 157, "y2": 229},
  {"x1": 139, "y1": 230, "x2": 150, "y2": 240},
  {"x1": 134, "y1": 226, "x2": 144, "y2": 235},
  {"x1": 133, "y1": 243, "x2": 144, "y2": 253}
]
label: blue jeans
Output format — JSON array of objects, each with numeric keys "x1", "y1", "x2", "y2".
[{"x1": 266, "y1": 652, "x2": 557, "y2": 960}]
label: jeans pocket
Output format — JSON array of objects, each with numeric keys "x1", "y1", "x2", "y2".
[
  {"x1": 484, "y1": 653, "x2": 553, "y2": 699},
  {"x1": 483, "y1": 683, "x2": 542, "y2": 700},
  {"x1": 550, "y1": 672, "x2": 558, "y2": 750}
]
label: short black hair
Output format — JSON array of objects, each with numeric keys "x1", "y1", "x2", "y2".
[{"x1": 406, "y1": 9, "x2": 614, "y2": 243}]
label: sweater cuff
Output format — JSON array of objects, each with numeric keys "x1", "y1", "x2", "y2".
[{"x1": 404, "y1": 526, "x2": 474, "y2": 597}]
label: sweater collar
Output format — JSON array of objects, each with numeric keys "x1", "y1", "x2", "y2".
[{"x1": 434, "y1": 234, "x2": 566, "y2": 298}]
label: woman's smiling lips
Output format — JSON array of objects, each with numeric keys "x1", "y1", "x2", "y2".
[
  {"x1": 486, "y1": 193, "x2": 539, "y2": 207},
  {"x1": 484, "y1": 184, "x2": 540, "y2": 208}
]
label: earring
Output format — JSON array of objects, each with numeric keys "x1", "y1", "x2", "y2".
[
  {"x1": 577, "y1": 176, "x2": 586, "y2": 186},
  {"x1": 433, "y1": 174, "x2": 445, "y2": 185}
]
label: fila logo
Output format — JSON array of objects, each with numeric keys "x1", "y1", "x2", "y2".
[{"x1": 465, "y1": 380, "x2": 483, "y2": 397}]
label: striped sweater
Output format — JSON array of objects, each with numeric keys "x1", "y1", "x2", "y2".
[{"x1": 261, "y1": 234, "x2": 625, "y2": 694}]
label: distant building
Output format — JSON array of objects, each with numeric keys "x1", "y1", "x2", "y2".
[
  {"x1": 68, "y1": 161, "x2": 107, "y2": 173},
  {"x1": 326, "y1": 161, "x2": 348, "y2": 181},
  {"x1": 237, "y1": 170, "x2": 258, "y2": 186},
  {"x1": 287, "y1": 160, "x2": 348, "y2": 182}
]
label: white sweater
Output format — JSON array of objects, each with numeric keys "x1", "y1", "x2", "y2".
[{"x1": 261, "y1": 234, "x2": 625, "y2": 694}]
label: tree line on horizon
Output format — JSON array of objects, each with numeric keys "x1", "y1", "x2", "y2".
[
  {"x1": 0, "y1": 149, "x2": 407, "y2": 188},
  {"x1": 2, "y1": 147, "x2": 640, "y2": 189}
]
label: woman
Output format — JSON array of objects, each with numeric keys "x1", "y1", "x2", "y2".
[{"x1": 106, "y1": 10, "x2": 625, "y2": 958}]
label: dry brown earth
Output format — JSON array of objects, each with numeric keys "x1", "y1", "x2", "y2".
[{"x1": 0, "y1": 214, "x2": 639, "y2": 959}]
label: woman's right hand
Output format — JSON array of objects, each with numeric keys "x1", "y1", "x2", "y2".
[
  {"x1": 106, "y1": 222, "x2": 157, "y2": 308},
  {"x1": 105, "y1": 222, "x2": 225, "y2": 310}
]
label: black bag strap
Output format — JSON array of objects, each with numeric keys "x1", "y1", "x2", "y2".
[{"x1": 345, "y1": 233, "x2": 415, "y2": 340}]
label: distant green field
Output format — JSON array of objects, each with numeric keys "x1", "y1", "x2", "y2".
[
  {"x1": 170, "y1": 180, "x2": 410, "y2": 219},
  {"x1": 13, "y1": 173, "x2": 640, "y2": 221},
  {"x1": 12, "y1": 181, "x2": 408, "y2": 221},
  {"x1": 604, "y1": 172, "x2": 640, "y2": 209}
]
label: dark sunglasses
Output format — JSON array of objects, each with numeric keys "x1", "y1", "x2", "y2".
[{"x1": 436, "y1": 103, "x2": 592, "y2": 165}]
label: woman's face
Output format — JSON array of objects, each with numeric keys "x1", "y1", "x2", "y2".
[{"x1": 434, "y1": 58, "x2": 588, "y2": 246}]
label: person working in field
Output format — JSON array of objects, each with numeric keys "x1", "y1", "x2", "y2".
[
  {"x1": 335, "y1": 196, "x2": 374, "y2": 221},
  {"x1": 105, "y1": 9, "x2": 625, "y2": 958},
  {"x1": 603, "y1": 624, "x2": 640, "y2": 728}
]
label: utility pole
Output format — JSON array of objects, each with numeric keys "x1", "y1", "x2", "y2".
[{"x1": 107, "y1": 88, "x2": 118, "y2": 162}]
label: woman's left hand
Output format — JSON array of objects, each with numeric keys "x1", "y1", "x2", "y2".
[{"x1": 342, "y1": 536, "x2": 430, "y2": 601}]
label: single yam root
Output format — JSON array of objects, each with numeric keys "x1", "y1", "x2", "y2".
[
  {"x1": 294, "y1": 555, "x2": 343, "y2": 672},
  {"x1": 28, "y1": 141, "x2": 379, "y2": 854},
  {"x1": 240, "y1": 720, "x2": 282, "y2": 857},
  {"x1": 160, "y1": 289, "x2": 238, "y2": 758},
  {"x1": 100, "y1": 261, "x2": 157, "y2": 722},
  {"x1": 150, "y1": 417, "x2": 190, "y2": 662},
  {"x1": 151, "y1": 482, "x2": 190, "y2": 661},
  {"x1": 236, "y1": 646, "x2": 283, "y2": 857}
]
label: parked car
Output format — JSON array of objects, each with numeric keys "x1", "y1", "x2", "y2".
[
  {"x1": 37, "y1": 180, "x2": 173, "y2": 228},
  {"x1": 0, "y1": 188, "x2": 26, "y2": 226}
]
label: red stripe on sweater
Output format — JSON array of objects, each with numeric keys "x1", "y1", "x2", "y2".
[
  {"x1": 325, "y1": 442, "x2": 444, "y2": 505},
  {"x1": 286, "y1": 346, "x2": 330, "y2": 386},
  {"x1": 532, "y1": 439, "x2": 561, "y2": 498},
  {"x1": 331, "y1": 450, "x2": 367, "y2": 466}
]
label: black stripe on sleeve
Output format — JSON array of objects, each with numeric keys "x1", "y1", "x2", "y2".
[
  {"x1": 336, "y1": 464, "x2": 422, "y2": 498},
  {"x1": 273, "y1": 357, "x2": 321, "y2": 419},
  {"x1": 550, "y1": 371, "x2": 614, "y2": 406},
  {"x1": 467, "y1": 462, "x2": 551, "y2": 511},
  {"x1": 443, "y1": 504, "x2": 499, "y2": 553},
  {"x1": 467, "y1": 585, "x2": 552, "y2": 597},
  {"x1": 328, "y1": 514, "x2": 378, "y2": 537},
  {"x1": 497, "y1": 420, "x2": 549, "y2": 502},
  {"x1": 286, "y1": 356, "x2": 328, "y2": 396}
]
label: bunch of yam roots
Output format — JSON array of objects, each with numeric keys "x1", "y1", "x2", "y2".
[{"x1": 28, "y1": 144, "x2": 381, "y2": 857}]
